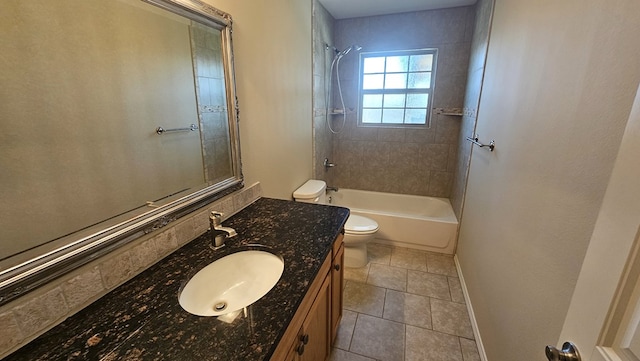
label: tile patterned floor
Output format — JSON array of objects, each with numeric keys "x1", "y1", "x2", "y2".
[{"x1": 330, "y1": 243, "x2": 481, "y2": 361}]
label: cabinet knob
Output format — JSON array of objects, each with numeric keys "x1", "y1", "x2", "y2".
[
  {"x1": 334, "y1": 264, "x2": 341, "y2": 271},
  {"x1": 300, "y1": 333, "x2": 309, "y2": 344},
  {"x1": 296, "y1": 342, "x2": 305, "y2": 355}
]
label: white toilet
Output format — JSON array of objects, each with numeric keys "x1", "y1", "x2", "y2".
[{"x1": 293, "y1": 180, "x2": 378, "y2": 268}]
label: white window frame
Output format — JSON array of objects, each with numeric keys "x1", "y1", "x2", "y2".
[{"x1": 357, "y1": 48, "x2": 438, "y2": 128}]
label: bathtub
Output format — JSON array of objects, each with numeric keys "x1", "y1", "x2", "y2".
[{"x1": 328, "y1": 189, "x2": 459, "y2": 254}]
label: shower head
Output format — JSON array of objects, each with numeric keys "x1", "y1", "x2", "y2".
[{"x1": 336, "y1": 44, "x2": 362, "y2": 58}]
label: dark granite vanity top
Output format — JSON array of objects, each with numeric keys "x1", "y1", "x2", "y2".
[{"x1": 5, "y1": 198, "x2": 349, "y2": 361}]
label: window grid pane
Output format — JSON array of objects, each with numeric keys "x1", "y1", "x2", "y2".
[
  {"x1": 385, "y1": 56, "x2": 409, "y2": 72},
  {"x1": 408, "y1": 72, "x2": 431, "y2": 89},
  {"x1": 384, "y1": 73, "x2": 408, "y2": 89},
  {"x1": 363, "y1": 94, "x2": 383, "y2": 107},
  {"x1": 362, "y1": 108, "x2": 383, "y2": 123},
  {"x1": 409, "y1": 54, "x2": 433, "y2": 72},
  {"x1": 363, "y1": 74, "x2": 384, "y2": 89},
  {"x1": 383, "y1": 94, "x2": 406, "y2": 108},
  {"x1": 363, "y1": 57, "x2": 386, "y2": 73},
  {"x1": 382, "y1": 108, "x2": 405, "y2": 124},
  {"x1": 405, "y1": 108, "x2": 428, "y2": 124},
  {"x1": 407, "y1": 93, "x2": 429, "y2": 107},
  {"x1": 359, "y1": 49, "x2": 436, "y2": 126}
]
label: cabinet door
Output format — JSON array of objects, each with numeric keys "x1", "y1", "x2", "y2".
[
  {"x1": 331, "y1": 242, "x2": 344, "y2": 344},
  {"x1": 300, "y1": 274, "x2": 331, "y2": 361},
  {"x1": 284, "y1": 344, "x2": 300, "y2": 361},
  {"x1": 270, "y1": 252, "x2": 332, "y2": 360}
]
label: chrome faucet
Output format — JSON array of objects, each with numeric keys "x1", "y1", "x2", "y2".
[
  {"x1": 323, "y1": 158, "x2": 336, "y2": 170},
  {"x1": 209, "y1": 211, "x2": 237, "y2": 250}
]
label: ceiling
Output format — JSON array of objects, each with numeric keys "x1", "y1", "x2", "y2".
[{"x1": 318, "y1": 0, "x2": 477, "y2": 19}]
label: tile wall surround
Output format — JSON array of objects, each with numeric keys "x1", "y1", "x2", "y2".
[
  {"x1": 0, "y1": 182, "x2": 263, "y2": 359},
  {"x1": 312, "y1": 0, "x2": 336, "y2": 184},
  {"x1": 449, "y1": 0, "x2": 495, "y2": 220},
  {"x1": 192, "y1": 24, "x2": 233, "y2": 184},
  {"x1": 314, "y1": 6, "x2": 476, "y2": 198}
]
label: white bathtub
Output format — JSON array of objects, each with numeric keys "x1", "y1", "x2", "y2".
[{"x1": 328, "y1": 189, "x2": 459, "y2": 254}]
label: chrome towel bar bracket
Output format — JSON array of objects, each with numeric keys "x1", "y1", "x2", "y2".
[
  {"x1": 156, "y1": 123, "x2": 198, "y2": 135},
  {"x1": 466, "y1": 135, "x2": 495, "y2": 152}
]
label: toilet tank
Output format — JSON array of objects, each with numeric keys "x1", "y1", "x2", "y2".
[{"x1": 293, "y1": 180, "x2": 327, "y2": 204}]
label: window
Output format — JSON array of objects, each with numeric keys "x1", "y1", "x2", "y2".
[{"x1": 358, "y1": 49, "x2": 437, "y2": 127}]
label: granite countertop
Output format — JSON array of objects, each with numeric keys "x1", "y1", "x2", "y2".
[{"x1": 6, "y1": 197, "x2": 349, "y2": 361}]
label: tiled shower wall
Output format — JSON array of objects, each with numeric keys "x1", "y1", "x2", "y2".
[
  {"x1": 450, "y1": 0, "x2": 495, "y2": 219},
  {"x1": 322, "y1": 7, "x2": 476, "y2": 197},
  {"x1": 192, "y1": 23, "x2": 233, "y2": 184},
  {"x1": 312, "y1": 0, "x2": 335, "y2": 183}
]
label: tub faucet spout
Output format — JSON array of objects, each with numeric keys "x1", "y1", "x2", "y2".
[
  {"x1": 210, "y1": 211, "x2": 237, "y2": 250},
  {"x1": 326, "y1": 186, "x2": 339, "y2": 192}
]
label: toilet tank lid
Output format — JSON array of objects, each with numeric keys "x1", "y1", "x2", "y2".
[{"x1": 293, "y1": 179, "x2": 326, "y2": 199}]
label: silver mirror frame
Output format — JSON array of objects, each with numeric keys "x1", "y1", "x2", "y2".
[{"x1": 0, "y1": 0, "x2": 242, "y2": 306}]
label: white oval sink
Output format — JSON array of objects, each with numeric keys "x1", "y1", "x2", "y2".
[{"x1": 179, "y1": 250, "x2": 284, "y2": 316}]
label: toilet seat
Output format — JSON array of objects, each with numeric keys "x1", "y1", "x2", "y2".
[{"x1": 345, "y1": 215, "x2": 379, "y2": 235}]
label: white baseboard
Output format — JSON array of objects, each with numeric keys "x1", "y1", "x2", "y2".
[{"x1": 454, "y1": 254, "x2": 489, "y2": 361}]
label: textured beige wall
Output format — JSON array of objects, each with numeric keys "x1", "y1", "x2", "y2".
[
  {"x1": 208, "y1": 0, "x2": 314, "y2": 200},
  {"x1": 456, "y1": 0, "x2": 640, "y2": 360},
  {"x1": 559, "y1": 84, "x2": 640, "y2": 356}
]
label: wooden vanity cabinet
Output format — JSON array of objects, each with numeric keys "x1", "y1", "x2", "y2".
[
  {"x1": 284, "y1": 276, "x2": 330, "y2": 361},
  {"x1": 330, "y1": 233, "x2": 344, "y2": 345},
  {"x1": 272, "y1": 233, "x2": 345, "y2": 361}
]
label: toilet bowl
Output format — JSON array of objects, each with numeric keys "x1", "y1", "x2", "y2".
[
  {"x1": 342, "y1": 214, "x2": 379, "y2": 267},
  {"x1": 293, "y1": 179, "x2": 378, "y2": 268}
]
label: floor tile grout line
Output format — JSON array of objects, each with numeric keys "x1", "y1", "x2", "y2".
[
  {"x1": 335, "y1": 245, "x2": 478, "y2": 361},
  {"x1": 403, "y1": 322, "x2": 407, "y2": 361},
  {"x1": 344, "y1": 278, "x2": 457, "y2": 303},
  {"x1": 347, "y1": 308, "x2": 408, "y2": 361},
  {"x1": 429, "y1": 295, "x2": 434, "y2": 330},
  {"x1": 381, "y1": 287, "x2": 388, "y2": 319},
  {"x1": 348, "y1": 312, "x2": 359, "y2": 352},
  {"x1": 369, "y1": 260, "x2": 460, "y2": 277},
  {"x1": 457, "y1": 335, "x2": 467, "y2": 361},
  {"x1": 351, "y1": 264, "x2": 456, "y2": 281},
  {"x1": 405, "y1": 265, "x2": 409, "y2": 294}
]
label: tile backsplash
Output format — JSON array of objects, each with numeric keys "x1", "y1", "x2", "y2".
[{"x1": 0, "y1": 182, "x2": 262, "y2": 359}]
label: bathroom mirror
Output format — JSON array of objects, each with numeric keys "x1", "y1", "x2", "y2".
[{"x1": 0, "y1": 0, "x2": 242, "y2": 305}]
